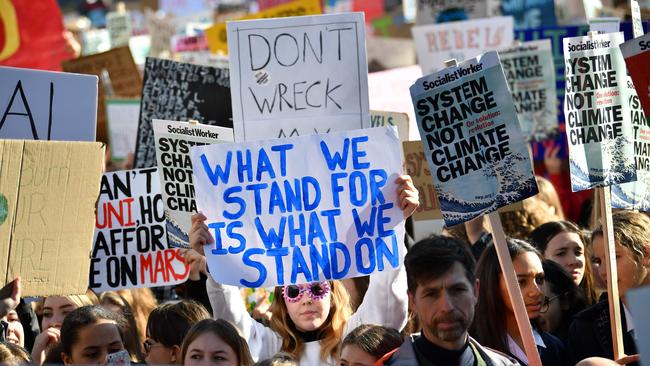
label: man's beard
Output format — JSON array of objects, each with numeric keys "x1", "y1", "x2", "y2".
[{"x1": 430, "y1": 311, "x2": 470, "y2": 342}]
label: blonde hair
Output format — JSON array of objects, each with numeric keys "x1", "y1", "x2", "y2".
[
  {"x1": 535, "y1": 176, "x2": 565, "y2": 219},
  {"x1": 37, "y1": 290, "x2": 100, "y2": 316},
  {"x1": 269, "y1": 281, "x2": 352, "y2": 362},
  {"x1": 117, "y1": 289, "x2": 158, "y2": 341}
]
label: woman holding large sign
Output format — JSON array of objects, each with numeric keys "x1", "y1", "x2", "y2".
[{"x1": 187, "y1": 175, "x2": 419, "y2": 365}]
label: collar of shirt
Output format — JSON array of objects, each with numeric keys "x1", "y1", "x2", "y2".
[
  {"x1": 506, "y1": 328, "x2": 546, "y2": 365},
  {"x1": 623, "y1": 303, "x2": 635, "y2": 334}
]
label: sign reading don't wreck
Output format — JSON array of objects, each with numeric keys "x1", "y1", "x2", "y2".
[{"x1": 191, "y1": 127, "x2": 405, "y2": 287}]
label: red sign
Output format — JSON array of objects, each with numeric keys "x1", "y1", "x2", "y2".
[{"x1": 0, "y1": 0, "x2": 71, "y2": 71}]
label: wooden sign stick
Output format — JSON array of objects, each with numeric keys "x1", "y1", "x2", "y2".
[
  {"x1": 487, "y1": 212, "x2": 543, "y2": 366},
  {"x1": 597, "y1": 186, "x2": 625, "y2": 360}
]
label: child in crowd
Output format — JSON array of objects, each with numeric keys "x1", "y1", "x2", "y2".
[
  {"x1": 180, "y1": 318, "x2": 254, "y2": 366},
  {"x1": 339, "y1": 324, "x2": 402, "y2": 366}
]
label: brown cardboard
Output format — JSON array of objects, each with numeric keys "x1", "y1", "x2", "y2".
[
  {"x1": 0, "y1": 140, "x2": 105, "y2": 296},
  {"x1": 402, "y1": 141, "x2": 443, "y2": 221},
  {"x1": 62, "y1": 47, "x2": 142, "y2": 145}
]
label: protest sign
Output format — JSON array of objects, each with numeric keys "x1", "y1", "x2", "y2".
[
  {"x1": 62, "y1": 47, "x2": 142, "y2": 144},
  {"x1": 191, "y1": 127, "x2": 405, "y2": 287},
  {"x1": 412, "y1": 17, "x2": 514, "y2": 73},
  {"x1": 205, "y1": 0, "x2": 322, "y2": 55},
  {"x1": 499, "y1": 39, "x2": 558, "y2": 141},
  {"x1": 227, "y1": 12, "x2": 369, "y2": 141},
  {"x1": 589, "y1": 17, "x2": 620, "y2": 34},
  {"x1": 107, "y1": 5, "x2": 132, "y2": 48},
  {"x1": 366, "y1": 37, "x2": 416, "y2": 71},
  {"x1": 403, "y1": 141, "x2": 443, "y2": 220},
  {"x1": 0, "y1": 140, "x2": 104, "y2": 296},
  {"x1": 410, "y1": 51, "x2": 538, "y2": 226},
  {"x1": 370, "y1": 111, "x2": 410, "y2": 144},
  {"x1": 631, "y1": 0, "x2": 643, "y2": 38},
  {"x1": 81, "y1": 29, "x2": 111, "y2": 56},
  {"x1": 106, "y1": 99, "x2": 140, "y2": 162},
  {"x1": 134, "y1": 58, "x2": 232, "y2": 169},
  {"x1": 0, "y1": 0, "x2": 70, "y2": 71},
  {"x1": 0, "y1": 66, "x2": 98, "y2": 141},
  {"x1": 415, "y1": 0, "x2": 489, "y2": 25},
  {"x1": 146, "y1": 9, "x2": 176, "y2": 58},
  {"x1": 563, "y1": 32, "x2": 636, "y2": 191},
  {"x1": 171, "y1": 34, "x2": 208, "y2": 53},
  {"x1": 90, "y1": 168, "x2": 190, "y2": 292},
  {"x1": 500, "y1": 0, "x2": 556, "y2": 29},
  {"x1": 153, "y1": 119, "x2": 234, "y2": 248}
]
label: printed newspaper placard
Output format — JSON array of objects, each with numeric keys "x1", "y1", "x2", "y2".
[
  {"x1": 563, "y1": 32, "x2": 637, "y2": 191},
  {"x1": 191, "y1": 127, "x2": 405, "y2": 287},
  {"x1": 499, "y1": 39, "x2": 558, "y2": 141},
  {"x1": 90, "y1": 168, "x2": 190, "y2": 292},
  {"x1": 227, "y1": 13, "x2": 370, "y2": 141},
  {"x1": 153, "y1": 120, "x2": 234, "y2": 248},
  {"x1": 412, "y1": 17, "x2": 514, "y2": 74},
  {"x1": 410, "y1": 51, "x2": 538, "y2": 226}
]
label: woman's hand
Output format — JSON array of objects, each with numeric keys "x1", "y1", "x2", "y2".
[
  {"x1": 189, "y1": 212, "x2": 214, "y2": 256},
  {"x1": 31, "y1": 327, "x2": 61, "y2": 366},
  {"x1": 180, "y1": 249, "x2": 208, "y2": 281},
  {"x1": 396, "y1": 175, "x2": 419, "y2": 218}
]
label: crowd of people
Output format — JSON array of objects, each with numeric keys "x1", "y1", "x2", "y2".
[{"x1": 0, "y1": 168, "x2": 647, "y2": 366}]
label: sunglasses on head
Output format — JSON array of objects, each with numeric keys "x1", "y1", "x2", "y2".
[{"x1": 282, "y1": 282, "x2": 331, "y2": 303}]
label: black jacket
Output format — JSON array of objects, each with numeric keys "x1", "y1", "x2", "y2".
[
  {"x1": 508, "y1": 331, "x2": 568, "y2": 366},
  {"x1": 567, "y1": 299, "x2": 638, "y2": 365}
]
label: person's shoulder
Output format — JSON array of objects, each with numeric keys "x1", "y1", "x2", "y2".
[
  {"x1": 377, "y1": 335, "x2": 417, "y2": 366},
  {"x1": 469, "y1": 337, "x2": 520, "y2": 366},
  {"x1": 539, "y1": 331, "x2": 564, "y2": 349},
  {"x1": 573, "y1": 300, "x2": 609, "y2": 322}
]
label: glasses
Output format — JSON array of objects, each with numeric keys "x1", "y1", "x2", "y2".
[
  {"x1": 282, "y1": 282, "x2": 331, "y2": 303},
  {"x1": 143, "y1": 339, "x2": 166, "y2": 353},
  {"x1": 540, "y1": 292, "x2": 567, "y2": 314}
]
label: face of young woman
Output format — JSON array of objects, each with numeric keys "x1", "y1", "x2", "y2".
[
  {"x1": 339, "y1": 345, "x2": 378, "y2": 366},
  {"x1": 42, "y1": 297, "x2": 79, "y2": 330},
  {"x1": 592, "y1": 234, "x2": 649, "y2": 299},
  {"x1": 184, "y1": 332, "x2": 239, "y2": 366},
  {"x1": 543, "y1": 231, "x2": 586, "y2": 285},
  {"x1": 62, "y1": 320, "x2": 124, "y2": 365},
  {"x1": 538, "y1": 285, "x2": 562, "y2": 334},
  {"x1": 284, "y1": 284, "x2": 332, "y2": 332},
  {"x1": 499, "y1": 251, "x2": 545, "y2": 320},
  {"x1": 144, "y1": 337, "x2": 178, "y2": 365},
  {"x1": 2, "y1": 310, "x2": 24, "y2": 347}
]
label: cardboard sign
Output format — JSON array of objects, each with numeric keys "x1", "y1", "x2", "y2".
[
  {"x1": 134, "y1": 58, "x2": 232, "y2": 169},
  {"x1": 0, "y1": 66, "x2": 98, "y2": 141},
  {"x1": 0, "y1": 0, "x2": 70, "y2": 71},
  {"x1": 410, "y1": 51, "x2": 538, "y2": 226},
  {"x1": 415, "y1": 0, "x2": 489, "y2": 25},
  {"x1": 500, "y1": 0, "x2": 556, "y2": 29},
  {"x1": 205, "y1": 0, "x2": 322, "y2": 54},
  {"x1": 106, "y1": 99, "x2": 140, "y2": 162},
  {"x1": 90, "y1": 168, "x2": 190, "y2": 292},
  {"x1": 403, "y1": 141, "x2": 443, "y2": 220},
  {"x1": 500, "y1": 40, "x2": 558, "y2": 141},
  {"x1": 412, "y1": 17, "x2": 514, "y2": 74},
  {"x1": 0, "y1": 140, "x2": 104, "y2": 296},
  {"x1": 62, "y1": 47, "x2": 142, "y2": 144},
  {"x1": 370, "y1": 111, "x2": 409, "y2": 144},
  {"x1": 563, "y1": 32, "x2": 637, "y2": 191},
  {"x1": 227, "y1": 13, "x2": 369, "y2": 141},
  {"x1": 153, "y1": 120, "x2": 234, "y2": 248},
  {"x1": 191, "y1": 127, "x2": 405, "y2": 287}
]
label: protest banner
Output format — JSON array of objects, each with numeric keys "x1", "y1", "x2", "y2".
[
  {"x1": 0, "y1": 66, "x2": 98, "y2": 141},
  {"x1": 409, "y1": 51, "x2": 538, "y2": 226},
  {"x1": 0, "y1": 140, "x2": 104, "y2": 296},
  {"x1": 153, "y1": 119, "x2": 234, "y2": 248},
  {"x1": 62, "y1": 47, "x2": 142, "y2": 144},
  {"x1": 134, "y1": 58, "x2": 232, "y2": 169},
  {"x1": 191, "y1": 126, "x2": 405, "y2": 287},
  {"x1": 415, "y1": 0, "x2": 489, "y2": 25},
  {"x1": 499, "y1": 39, "x2": 558, "y2": 141},
  {"x1": 106, "y1": 99, "x2": 140, "y2": 162},
  {"x1": 227, "y1": 13, "x2": 370, "y2": 141},
  {"x1": 0, "y1": 0, "x2": 71, "y2": 71},
  {"x1": 412, "y1": 17, "x2": 514, "y2": 73},
  {"x1": 90, "y1": 168, "x2": 190, "y2": 292},
  {"x1": 403, "y1": 141, "x2": 443, "y2": 220},
  {"x1": 106, "y1": 5, "x2": 132, "y2": 49},
  {"x1": 205, "y1": 0, "x2": 322, "y2": 55},
  {"x1": 563, "y1": 32, "x2": 636, "y2": 191},
  {"x1": 500, "y1": 0, "x2": 556, "y2": 29}
]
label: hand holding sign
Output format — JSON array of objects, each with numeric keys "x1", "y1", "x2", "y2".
[{"x1": 396, "y1": 175, "x2": 419, "y2": 217}]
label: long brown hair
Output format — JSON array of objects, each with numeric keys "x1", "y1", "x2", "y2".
[
  {"x1": 180, "y1": 319, "x2": 253, "y2": 366},
  {"x1": 269, "y1": 280, "x2": 352, "y2": 362}
]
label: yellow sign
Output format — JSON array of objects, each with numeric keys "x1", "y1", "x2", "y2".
[
  {"x1": 205, "y1": 0, "x2": 322, "y2": 55},
  {"x1": 0, "y1": 0, "x2": 20, "y2": 61}
]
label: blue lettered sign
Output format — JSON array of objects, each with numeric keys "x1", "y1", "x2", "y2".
[{"x1": 191, "y1": 127, "x2": 405, "y2": 287}]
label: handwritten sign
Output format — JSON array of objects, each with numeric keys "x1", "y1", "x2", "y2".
[
  {"x1": 410, "y1": 51, "x2": 538, "y2": 226},
  {"x1": 412, "y1": 17, "x2": 514, "y2": 73},
  {"x1": 563, "y1": 32, "x2": 636, "y2": 191},
  {"x1": 403, "y1": 141, "x2": 443, "y2": 220},
  {"x1": 500, "y1": 39, "x2": 558, "y2": 141},
  {"x1": 133, "y1": 58, "x2": 232, "y2": 168},
  {"x1": 227, "y1": 13, "x2": 369, "y2": 141},
  {"x1": 0, "y1": 66, "x2": 98, "y2": 141},
  {"x1": 153, "y1": 119, "x2": 234, "y2": 248},
  {"x1": 191, "y1": 127, "x2": 405, "y2": 287},
  {"x1": 90, "y1": 168, "x2": 190, "y2": 292},
  {"x1": 205, "y1": 0, "x2": 322, "y2": 54}
]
